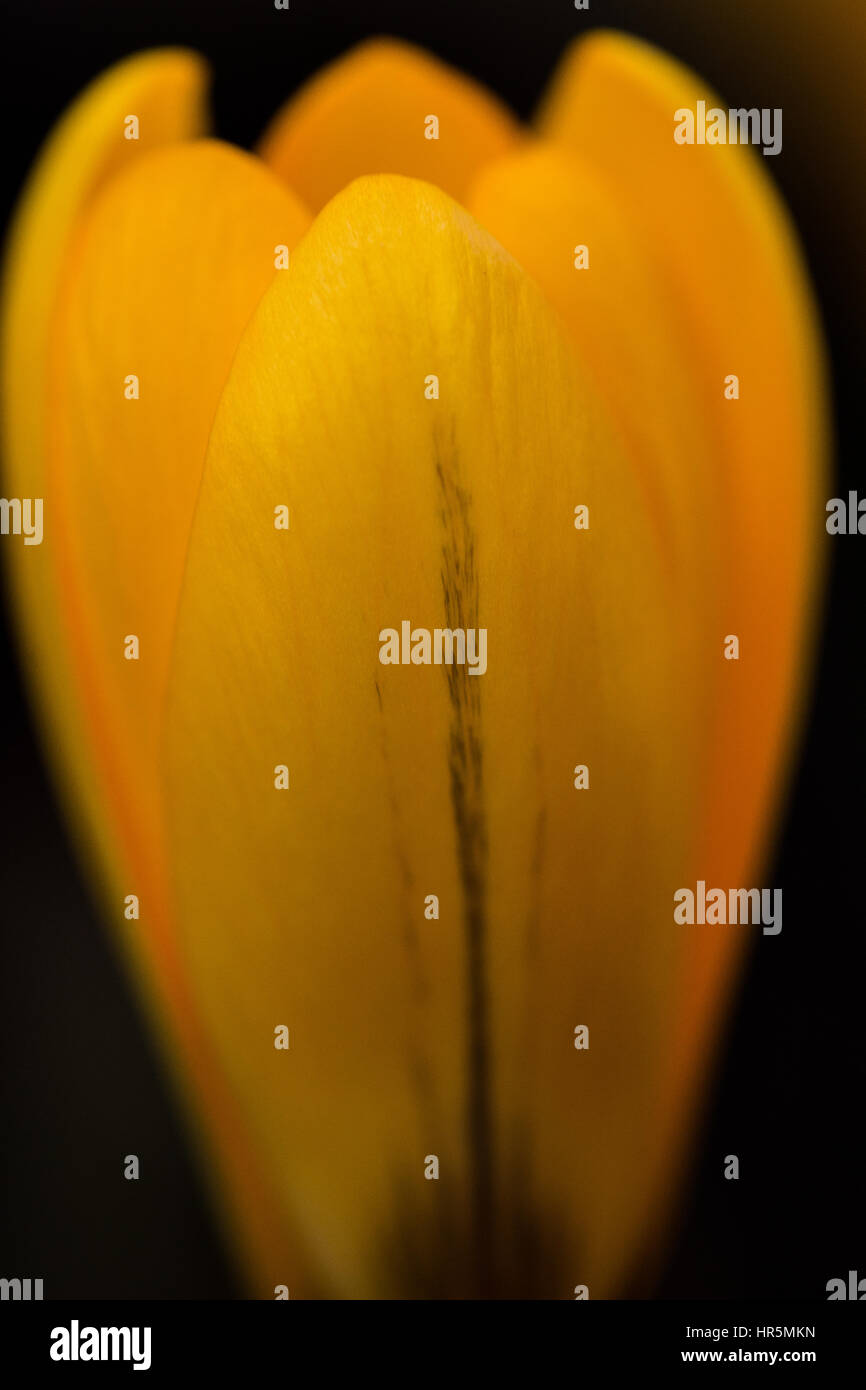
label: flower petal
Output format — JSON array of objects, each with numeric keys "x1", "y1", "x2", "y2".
[
  {"x1": 469, "y1": 142, "x2": 718, "y2": 623},
  {"x1": 537, "y1": 29, "x2": 828, "y2": 1215},
  {"x1": 165, "y1": 172, "x2": 696, "y2": 1297},
  {"x1": 46, "y1": 138, "x2": 310, "y2": 1290},
  {"x1": 1, "y1": 49, "x2": 208, "y2": 886},
  {"x1": 257, "y1": 38, "x2": 520, "y2": 212},
  {"x1": 51, "y1": 138, "x2": 310, "y2": 889}
]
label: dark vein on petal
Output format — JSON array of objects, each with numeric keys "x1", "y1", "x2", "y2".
[
  {"x1": 373, "y1": 677, "x2": 438, "y2": 1147},
  {"x1": 434, "y1": 420, "x2": 492, "y2": 1294}
]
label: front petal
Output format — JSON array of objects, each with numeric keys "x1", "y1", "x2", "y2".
[
  {"x1": 257, "y1": 39, "x2": 520, "y2": 212},
  {"x1": 165, "y1": 172, "x2": 696, "y2": 1297}
]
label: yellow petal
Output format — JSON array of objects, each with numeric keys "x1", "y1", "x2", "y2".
[
  {"x1": 257, "y1": 38, "x2": 520, "y2": 212},
  {"x1": 51, "y1": 138, "x2": 309, "y2": 888},
  {"x1": 538, "y1": 29, "x2": 827, "y2": 1208},
  {"x1": 1, "y1": 49, "x2": 208, "y2": 893},
  {"x1": 166, "y1": 173, "x2": 697, "y2": 1297},
  {"x1": 45, "y1": 137, "x2": 311, "y2": 1290},
  {"x1": 468, "y1": 141, "x2": 718, "y2": 625}
]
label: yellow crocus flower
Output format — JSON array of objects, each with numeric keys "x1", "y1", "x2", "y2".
[{"x1": 1, "y1": 33, "x2": 827, "y2": 1298}]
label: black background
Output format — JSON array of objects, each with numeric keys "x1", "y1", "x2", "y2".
[{"x1": 1, "y1": 0, "x2": 863, "y2": 1299}]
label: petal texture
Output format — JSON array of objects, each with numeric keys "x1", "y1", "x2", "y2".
[{"x1": 166, "y1": 173, "x2": 695, "y2": 1298}]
